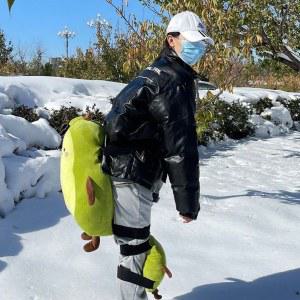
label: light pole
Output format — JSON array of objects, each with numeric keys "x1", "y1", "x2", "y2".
[
  {"x1": 87, "y1": 14, "x2": 111, "y2": 57},
  {"x1": 58, "y1": 26, "x2": 76, "y2": 58}
]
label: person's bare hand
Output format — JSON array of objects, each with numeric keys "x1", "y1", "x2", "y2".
[
  {"x1": 179, "y1": 214, "x2": 193, "y2": 223},
  {"x1": 83, "y1": 112, "x2": 92, "y2": 120}
]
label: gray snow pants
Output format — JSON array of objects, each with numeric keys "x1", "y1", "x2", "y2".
[{"x1": 111, "y1": 177, "x2": 154, "y2": 300}]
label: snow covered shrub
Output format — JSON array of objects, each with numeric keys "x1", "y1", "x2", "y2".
[
  {"x1": 48, "y1": 104, "x2": 105, "y2": 148},
  {"x1": 197, "y1": 122, "x2": 225, "y2": 146},
  {"x1": 48, "y1": 105, "x2": 82, "y2": 139},
  {"x1": 252, "y1": 98, "x2": 273, "y2": 114},
  {"x1": 216, "y1": 100, "x2": 255, "y2": 140},
  {"x1": 84, "y1": 103, "x2": 105, "y2": 124},
  {"x1": 278, "y1": 98, "x2": 300, "y2": 122},
  {"x1": 195, "y1": 93, "x2": 225, "y2": 145},
  {"x1": 261, "y1": 106, "x2": 293, "y2": 129},
  {"x1": 196, "y1": 93, "x2": 254, "y2": 145},
  {"x1": 11, "y1": 104, "x2": 39, "y2": 122}
]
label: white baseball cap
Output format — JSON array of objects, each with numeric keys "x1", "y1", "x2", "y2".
[{"x1": 166, "y1": 11, "x2": 214, "y2": 45}]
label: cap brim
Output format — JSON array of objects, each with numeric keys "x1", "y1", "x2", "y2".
[{"x1": 181, "y1": 31, "x2": 214, "y2": 45}]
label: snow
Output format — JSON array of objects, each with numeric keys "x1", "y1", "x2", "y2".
[
  {"x1": 0, "y1": 150, "x2": 61, "y2": 217},
  {"x1": 250, "y1": 115, "x2": 280, "y2": 138},
  {"x1": 249, "y1": 106, "x2": 293, "y2": 138},
  {"x1": 261, "y1": 106, "x2": 293, "y2": 128},
  {"x1": 0, "y1": 114, "x2": 62, "y2": 216},
  {"x1": 0, "y1": 76, "x2": 300, "y2": 299},
  {"x1": 0, "y1": 76, "x2": 124, "y2": 217},
  {"x1": 3, "y1": 151, "x2": 61, "y2": 202},
  {"x1": 0, "y1": 76, "x2": 125, "y2": 113},
  {"x1": 198, "y1": 87, "x2": 300, "y2": 104},
  {"x1": 2, "y1": 77, "x2": 299, "y2": 114},
  {"x1": 1, "y1": 132, "x2": 300, "y2": 300},
  {"x1": 0, "y1": 92, "x2": 11, "y2": 110},
  {"x1": 0, "y1": 114, "x2": 61, "y2": 149}
]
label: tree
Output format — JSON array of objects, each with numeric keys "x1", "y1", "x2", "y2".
[
  {"x1": 0, "y1": 29, "x2": 13, "y2": 65},
  {"x1": 104, "y1": 0, "x2": 168, "y2": 80},
  {"x1": 153, "y1": 0, "x2": 300, "y2": 74},
  {"x1": 106, "y1": 0, "x2": 245, "y2": 90},
  {"x1": 12, "y1": 45, "x2": 28, "y2": 75},
  {"x1": 0, "y1": 29, "x2": 13, "y2": 74},
  {"x1": 28, "y1": 46, "x2": 44, "y2": 75}
]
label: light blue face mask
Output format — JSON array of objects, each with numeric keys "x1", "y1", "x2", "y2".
[{"x1": 178, "y1": 40, "x2": 207, "y2": 65}]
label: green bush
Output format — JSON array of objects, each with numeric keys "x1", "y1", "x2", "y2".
[
  {"x1": 252, "y1": 98, "x2": 273, "y2": 114},
  {"x1": 48, "y1": 103, "x2": 105, "y2": 148},
  {"x1": 195, "y1": 93, "x2": 225, "y2": 145},
  {"x1": 84, "y1": 103, "x2": 105, "y2": 124},
  {"x1": 216, "y1": 100, "x2": 255, "y2": 140},
  {"x1": 48, "y1": 105, "x2": 82, "y2": 139},
  {"x1": 196, "y1": 93, "x2": 254, "y2": 145},
  {"x1": 10, "y1": 103, "x2": 105, "y2": 145}
]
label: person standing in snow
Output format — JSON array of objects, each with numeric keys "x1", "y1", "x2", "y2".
[{"x1": 101, "y1": 11, "x2": 214, "y2": 300}]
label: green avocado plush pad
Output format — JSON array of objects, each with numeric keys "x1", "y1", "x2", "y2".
[
  {"x1": 143, "y1": 235, "x2": 167, "y2": 292},
  {"x1": 60, "y1": 116, "x2": 114, "y2": 236}
]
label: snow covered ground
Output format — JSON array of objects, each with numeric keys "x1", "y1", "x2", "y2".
[
  {"x1": 0, "y1": 76, "x2": 300, "y2": 299},
  {"x1": 1, "y1": 131, "x2": 300, "y2": 300}
]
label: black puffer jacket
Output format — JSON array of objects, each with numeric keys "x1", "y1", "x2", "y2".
[{"x1": 101, "y1": 46, "x2": 200, "y2": 219}]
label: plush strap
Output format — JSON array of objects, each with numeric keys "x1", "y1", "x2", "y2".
[
  {"x1": 112, "y1": 223, "x2": 150, "y2": 239},
  {"x1": 120, "y1": 240, "x2": 152, "y2": 256},
  {"x1": 117, "y1": 265, "x2": 155, "y2": 289}
]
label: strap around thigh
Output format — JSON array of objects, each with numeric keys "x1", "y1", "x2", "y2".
[
  {"x1": 117, "y1": 265, "x2": 155, "y2": 289},
  {"x1": 120, "y1": 239, "x2": 152, "y2": 256},
  {"x1": 112, "y1": 223, "x2": 150, "y2": 239}
]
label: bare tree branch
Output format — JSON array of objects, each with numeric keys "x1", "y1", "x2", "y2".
[
  {"x1": 139, "y1": 0, "x2": 165, "y2": 18},
  {"x1": 263, "y1": 46, "x2": 300, "y2": 72},
  {"x1": 280, "y1": 1, "x2": 289, "y2": 39},
  {"x1": 280, "y1": 45, "x2": 300, "y2": 71},
  {"x1": 261, "y1": 26, "x2": 278, "y2": 53},
  {"x1": 104, "y1": 0, "x2": 143, "y2": 41}
]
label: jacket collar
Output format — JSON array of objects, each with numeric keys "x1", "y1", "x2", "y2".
[{"x1": 159, "y1": 46, "x2": 199, "y2": 80}]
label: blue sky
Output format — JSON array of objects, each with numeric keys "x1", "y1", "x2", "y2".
[{"x1": 0, "y1": 0, "x2": 159, "y2": 61}]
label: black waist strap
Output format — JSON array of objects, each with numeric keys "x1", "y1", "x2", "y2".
[
  {"x1": 113, "y1": 223, "x2": 150, "y2": 239},
  {"x1": 120, "y1": 240, "x2": 152, "y2": 256},
  {"x1": 117, "y1": 265, "x2": 155, "y2": 289}
]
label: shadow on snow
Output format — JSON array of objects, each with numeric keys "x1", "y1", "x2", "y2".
[
  {"x1": 175, "y1": 268, "x2": 300, "y2": 300},
  {"x1": 202, "y1": 189, "x2": 300, "y2": 205},
  {"x1": 0, "y1": 191, "x2": 69, "y2": 272}
]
